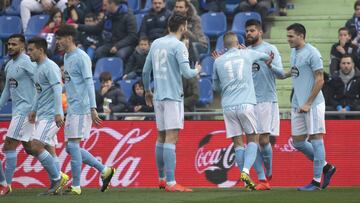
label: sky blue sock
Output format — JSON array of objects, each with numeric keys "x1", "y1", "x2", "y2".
[
  {"x1": 293, "y1": 140, "x2": 314, "y2": 161},
  {"x1": 5, "y1": 150, "x2": 16, "y2": 184},
  {"x1": 53, "y1": 156, "x2": 60, "y2": 172},
  {"x1": 234, "y1": 146, "x2": 245, "y2": 171},
  {"x1": 311, "y1": 139, "x2": 326, "y2": 181},
  {"x1": 0, "y1": 160, "x2": 5, "y2": 183},
  {"x1": 155, "y1": 142, "x2": 165, "y2": 179},
  {"x1": 243, "y1": 142, "x2": 258, "y2": 172},
  {"x1": 67, "y1": 141, "x2": 82, "y2": 187},
  {"x1": 37, "y1": 150, "x2": 59, "y2": 181},
  {"x1": 80, "y1": 148, "x2": 105, "y2": 173},
  {"x1": 261, "y1": 143, "x2": 273, "y2": 177},
  {"x1": 253, "y1": 148, "x2": 266, "y2": 180},
  {"x1": 163, "y1": 143, "x2": 176, "y2": 183}
]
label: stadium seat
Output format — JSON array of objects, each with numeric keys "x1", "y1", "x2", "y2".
[
  {"x1": 4, "y1": 0, "x2": 21, "y2": 16},
  {"x1": 215, "y1": 34, "x2": 245, "y2": 52},
  {"x1": 25, "y1": 14, "x2": 49, "y2": 39},
  {"x1": 94, "y1": 57, "x2": 124, "y2": 89},
  {"x1": 139, "y1": 0, "x2": 152, "y2": 13},
  {"x1": 201, "y1": 12, "x2": 227, "y2": 38},
  {"x1": 128, "y1": 0, "x2": 141, "y2": 14},
  {"x1": 200, "y1": 55, "x2": 214, "y2": 78},
  {"x1": 225, "y1": 0, "x2": 241, "y2": 14},
  {"x1": 0, "y1": 16, "x2": 22, "y2": 40},
  {"x1": 231, "y1": 12, "x2": 262, "y2": 36},
  {"x1": 135, "y1": 13, "x2": 146, "y2": 32},
  {"x1": 198, "y1": 78, "x2": 213, "y2": 105},
  {"x1": 117, "y1": 79, "x2": 138, "y2": 102},
  {"x1": 0, "y1": 101, "x2": 12, "y2": 121}
]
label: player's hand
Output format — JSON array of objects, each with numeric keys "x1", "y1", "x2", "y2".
[
  {"x1": 110, "y1": 46, "x2": 118, "y2": 54},
  {"x1": 55, "y1": 114, "x2": 64, "y2": 128},
  {"x1": 91, "y1": 108, "x2": 102, "y2": 126},
  {"x1": 299, "y1": 104, "x2": 311, "y2": 113},
  {"x1": 211, "y1": 50, "x2": 221, "y2": 60},
  {"x1": 28, "y1": 112, "x2": 36, "y2": 124},
  {"x1": 195, "y1": 61, "x2": 202, "y2": 74},
  {"x1": 238, "y1": 44, "x2": 247, "y2": 49},
  {"x1": 145, "y1": 91, "x2": 153, "y2": 107},
  {"x1": 265, "y1": 51, "x2": 274, "y2": 68}
]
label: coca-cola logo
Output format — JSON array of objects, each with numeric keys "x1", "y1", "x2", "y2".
[
  {"x1": 194, "y1": 130, "x2": 239, "y2": 188},
  {"x1": 0, "y1": 126, "x2": 152, "y2": 188}
]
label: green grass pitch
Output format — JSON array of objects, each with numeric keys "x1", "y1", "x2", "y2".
[{"x1": 0, "y1": 187, "x2": 359, "y2": 203}]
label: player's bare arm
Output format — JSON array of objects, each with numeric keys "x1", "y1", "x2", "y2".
[{"x1": 299, "y1": 69, "x2": 324, "y2": 113}]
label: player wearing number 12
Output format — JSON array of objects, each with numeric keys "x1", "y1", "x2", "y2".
[
  {"x1": 212, "y1": 31, "x2": 273, "y2": 190},
  {"x1": 142, "y1": 13, "x2": 201, "y2": 192}
]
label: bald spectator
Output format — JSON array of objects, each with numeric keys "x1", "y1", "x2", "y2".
[
  {"x1": 20, "y1": 0, "x2": 67, "y2": 32},
  {"x1": 139, "y1": 0, "x2": 171, "y2": 42}
]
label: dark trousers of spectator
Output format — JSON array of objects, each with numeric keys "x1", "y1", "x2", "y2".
[
  {"x1": 94, "y1": 43, "x2": 134, "y2": 63},
  {"x1": 236, "y1": 1, "x2": 271, "y2": 21}
]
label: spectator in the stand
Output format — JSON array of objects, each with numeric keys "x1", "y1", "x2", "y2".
[
  {"x1": 182, "y1": 76, "x2": 199, "y2": 112},
  {"x1": 202, "y1": 0, "x2": 226, "y2": 12},
  {"x1": 324, "y1": 55, "x2": 360, "y2": 111},
  {"x1": 83, "y1": 0, "x2": 103, "y2": 14},
  {"x1": 75, "y1": 0, "x2": 138, "y2": 63},
  {"x1": 278, "y1": 0, "x2": 287, "y2": 16},
  {"x1": 41, "y1": 8, "x2": 64, "y2": 34},
  {"x1": 173, "y1": 0, "x2": 208, "y2": 64},
  {"x1": 20, "y1": 0, "x2": 67, "y2": 32},
  {"x1": 77, "y1": 13, "x2": 102, "y2": 61},
  {"x1": 139, "y1": 0, "x2": 172, "y2": 42},
  {"x1": 123, "y1": 36, "x2": 150, "y2": 80},
  {"x1": 235, "y1": 0, "x2": 271, "y2": 22},
  {"x1": 63, "y1": 0, "x2": 88, "y2": 24},
  {"x1": 96, "y1": 71, "x2": 127, "y2": 114},
  {"x1": 345, "y1": 0, "x2": 360, "y2": 40},
  {"x1": 128, "y1": 81, "x2": 154, "y2": 113},
  {"x1": 166, "y1": 0, "x2": 200, "y2": 13},
  {"x1": 330, "y1": 27, "x2": 359, "y2": 76}
]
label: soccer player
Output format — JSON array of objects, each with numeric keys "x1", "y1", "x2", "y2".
[
  {"x1": 0, "y1": 34, "x2": 36, "y2": 196},
  {"x1": 245, "y1": 19, "x2": 284, "y2": 190},
  {"x1": 284, "y1": 23, "x2": 336, "y2": 190},
  {"x1": 142, "y1": 13, "x2": 201, "y2": 192},
  {"x1": 27, "y1": 37, "x2": 69, "y2": 195},
  {"x1": 55, "y1": 25, "x2": 115, "y2": 195},
  {"x1": 212, "y1": 31, "x2": 272, "y2": 191}
]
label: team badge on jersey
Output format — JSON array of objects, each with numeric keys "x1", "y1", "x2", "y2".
[
  {"x1": 9, "y1": 78, "x2": 18, "y2": 88},
  {"x1": 252, "y1": 63, "x2": 260, "y2": 72},
  {"x1": 291, "y1": 66, "x2": 299, "y2": 77},
  {"x1": 35, "y1": 83, "x2": 42, "y2": 93},
  {"x1": 183, "y1": 50, "x2": 189, "y2": 60},
  {"x1": 64, "y1": 70, "x2": 71, "y2": 82}
]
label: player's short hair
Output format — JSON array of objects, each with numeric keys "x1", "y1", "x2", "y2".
[
  {"x1": 223, "y1": 31, "x2": 238, "y2": 49},
  {"x1": 245, "y1": 19, "x2": 262, "y2": 31},
  {"x1": 287, "y1": 23, "x2": 306, "y2": 39},
  {"x1": 55, "y1": 24, "x2": 77, "y2": 41},
  {"x1": 168, "y1": 12, "x2": 187, "y2": 33},
  {"x1": 8, "y1": 34, "x2": 25, "y2": 44},
  {"x1": 27, "y1": 37, "x2": 48, "y2": 53},
  {"x1": 100, "y1": 71, "x2": 112, "y2": 82},
  {"x1": 354, "y1": 0, "x2": 360, "y2": 9}
]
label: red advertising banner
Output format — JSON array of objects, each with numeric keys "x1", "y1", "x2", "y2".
[{"x1": 0, "y1": 120, "x2": 359, "y2": 188}]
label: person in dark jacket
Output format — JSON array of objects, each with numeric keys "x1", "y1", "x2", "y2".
[
  {"x1": 345, "y1": 0, "x2": 360, "y2": 40},
  {"x1": 182, "y1": 76, "x2": 199, "y2": 112},
  {"x1": 139, "y1": 0, "x2": 171, "y2": 42},
  {"x1": 77, "y1": 13, "x2": 102, "y2": 60},
  {"x1": 127, "y1": 81, "x2": 154, "y2": 113},
  {"x1": 75, "y1": 0, "x2": 138, "y2": 62},
  {"x1": 96, "y1": 71, "x2": 127, "y2": 115},
  {"x1": 63, "y1": 0, "x2": 88, "y2": 24},
  {"x1": 122, "y1": 36, "x2": 149, "y2": 80},
  {"x1": 324, "y1": 55, "x2": 360, "y2": 111},
  {"x1": 329, "y1": 27, "x2": 359, "y2": 76}
]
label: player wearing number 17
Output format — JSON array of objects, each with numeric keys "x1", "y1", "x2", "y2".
[
  {"x1": 142, "y1": 13, "x2": 201, "y2": 192},
  {"x1": 212, "y1": 31, "x2": 273, "y2": 190}
]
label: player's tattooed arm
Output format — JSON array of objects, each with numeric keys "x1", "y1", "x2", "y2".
[{"x1": 299, "y1": 69, "x2": 324, "y2": 113}]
